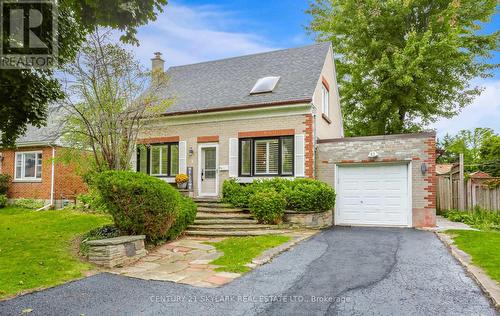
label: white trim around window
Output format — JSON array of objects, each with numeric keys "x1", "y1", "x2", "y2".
[
  {"x1": 14, "y1": 151, "x2": 43, "y2": 182},
  {"x1": 322, "y1": 84, "x2": 330, "y2": 117}
]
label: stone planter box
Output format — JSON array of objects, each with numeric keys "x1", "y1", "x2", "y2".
[
  {"x1": 86, "y1": 235, "x2": 147, "y2": 268},
  {"x1": 283, "y1": 210, "x2": 333, "y2": 229}
]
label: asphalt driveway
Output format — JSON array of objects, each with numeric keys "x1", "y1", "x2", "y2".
[{"x1": 0, "y1": 227, "x2": 496, "y2": 315}]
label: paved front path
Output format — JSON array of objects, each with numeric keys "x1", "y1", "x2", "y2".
[
  {"x1": 0, "y1": 228, "x2": 496, "y2": 315},
  {"x1": 435, "y1": 215, "x2": 477, "y2": 231}
]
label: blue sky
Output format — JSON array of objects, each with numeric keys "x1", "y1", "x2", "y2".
[{"x1": 131, "y1": 0, "x2": 499, "y2": 136}]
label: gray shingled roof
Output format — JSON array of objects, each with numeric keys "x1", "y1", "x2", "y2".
[
  {"x1": 161, "y1": 42, "x2": 331, "y2": 114},
  {"x1": 16, "y1": 106, "x2": 64, "y2": 146}
]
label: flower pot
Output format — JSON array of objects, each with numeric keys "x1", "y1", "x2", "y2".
[{"x1": 177, "y1": 182, "x2": 187, "y2": 189}]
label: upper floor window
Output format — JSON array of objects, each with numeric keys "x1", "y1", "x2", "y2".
[
  {"x1": 15, "y1": 151, "x2": 42, "y2": 181},
  {"x1": 322, "y1": 84, "x2": 330, "y2": 117},
  {"x1": 239, "y1": 136, "x2": 294, "y2": 177},
  {"x1": 137, "y1": 143, "x2": 179, "y2": 177}
]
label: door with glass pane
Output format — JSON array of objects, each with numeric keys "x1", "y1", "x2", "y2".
[{"x1": 199, "y1": 145, "x2": 218, "y2": 196}]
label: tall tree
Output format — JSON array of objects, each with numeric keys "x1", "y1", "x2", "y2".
[
  {"x1": 0, "y1": 0, "x2": 167, "y2": 148},
  {"x1": 60, "y1": 30, "x2": 170, "y2": 171},
  {"x1": 308, "y1": 0, "x2": 498, "y2": 136},
  {"x1": 437, "y1": 127, "x2": 499, "y2": 176}
]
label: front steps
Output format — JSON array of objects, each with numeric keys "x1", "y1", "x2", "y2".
[{"x1": 187, "y1": 199, "x2": 284, "y2": 237}]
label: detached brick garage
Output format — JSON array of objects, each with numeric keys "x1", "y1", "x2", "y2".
[{"x1": 316, "y1": 132, "x2": 436, "y2": 228}]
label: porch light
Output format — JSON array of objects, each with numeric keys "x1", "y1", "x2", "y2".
[{"x1": 421, "y1": 163, "x2": 427, "y2": 175}]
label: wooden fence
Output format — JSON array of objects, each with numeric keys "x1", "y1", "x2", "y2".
[{"x1": 437, "y1": 175, "x2": 500, "y2": 211}]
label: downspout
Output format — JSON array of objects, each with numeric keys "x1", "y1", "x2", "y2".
[
  {"x1": 311, "y1": 102, "x2": 317, "y2": 178},
  {"x1": 50, "y1": 146, "x2": 55, "y2": 207},
  {"x1": 36, "y1": 145, "x2": 56, "y2": 211}
]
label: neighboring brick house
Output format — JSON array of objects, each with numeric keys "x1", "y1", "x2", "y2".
[
  {"x1": 136, "y1": 42, "x2": 436, "y2": 227},
  {"x1": 0, "y1": 108, "x2": 87, "y2": 208}
]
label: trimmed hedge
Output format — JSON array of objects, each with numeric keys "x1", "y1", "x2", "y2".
[
  {"x1": 222, "y1": 178, "x2": 336, "y2": 213},
  {"x1": 93, "y1": 171, "x2": 180, "y2": 243},
  {"x1": 248, "y1": 189, "x2": 285, "y2": 224},
  {"x1": 166, "y1": 196, "x2": 197, "y2": 240}
]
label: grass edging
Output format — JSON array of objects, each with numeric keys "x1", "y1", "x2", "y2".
[
  {"x1": 248, "y1": 233, "x2": 315, "y2": 267},
  {"x1": 206, "y1": 232, "x2": 317, "y2": 273},
  {"x1": 435, "y1": 231, "x2": 500, "y2": 310}
]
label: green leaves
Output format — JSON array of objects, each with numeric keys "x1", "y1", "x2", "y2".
[
  {"x1": 308, "y1": 0, "x2": 498, "y2": 135},
  {"x1": 437, "y1": 128, "x2": 500, "y2": 176}
]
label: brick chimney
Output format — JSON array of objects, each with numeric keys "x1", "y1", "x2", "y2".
[{"x1": 151, "y1": 52, "x2": 164, "y2": 73}]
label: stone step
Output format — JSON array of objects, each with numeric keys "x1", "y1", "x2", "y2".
[
  {"x1": 185, "y1": 230, "x2": 287, "y2": 237},
  {"x1": 197, "y1": 206, "x2": 245, "y2": 213},
  {"x1": 196, "y1": 202, "x2": 234, "y2": 208},
  {"x1": 193, "y1": 198, "x2": 221, "y2": 203},
  {"x1": 194, "y1": 219, "x2": 258, "y2": 225},
  {"x1": 188, "y1": 224, "x2": 277, "y2": 230},
  {"x1": 196, "y1": 212, "x2": 253, "y2": 219}
]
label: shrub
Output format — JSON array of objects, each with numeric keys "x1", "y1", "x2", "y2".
[
  {"x1": 0, "y1": 194, "x2": 7, "y2": 208},
  {"x1": 12, "y1": 198, "x2": 44, "y2": 209},
  {"x1": 222, "y1": 179, "x2": 251, "y2": 208},
  {"x1": 165, "y1": 196, "x2": 197, "y2": 240},
  {"x1": 284, "y1": 180, "x2": 336, "y2": 212},
  {"x1": 93, "y1": 171, "x2": 180, "y2": 243},
  {"x1": 0, "y1": 173, "x2": 10, "y2": 195},
  {"x1": 248, "y1": 189, "x2": 286, "y2": 224},
  {"x1": 222, "y1": 178, "x2": 336, "y2": 213}
]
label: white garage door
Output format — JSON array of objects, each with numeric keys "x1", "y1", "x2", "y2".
[{"x1": 336, "y1": 164, "x2": 410, "y2": 227}]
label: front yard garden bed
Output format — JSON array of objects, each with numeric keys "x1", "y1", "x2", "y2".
[{"x1": 0, "y1": 207, "x2": 111, "y2": 299}]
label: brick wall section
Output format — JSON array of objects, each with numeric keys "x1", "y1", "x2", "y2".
[
  {"x1": 0, "y1": 146, "x2": 87, "y2": 207},
  {"x1": 316, "y1": 132, "x2": 436, "y2": 228},
  {"x1": 137, "y1": 136, "x2": 180, "y2": 144},
  {"x1": 303, "y1": 114, "x2": 314, "y2": 178},
  {"x1": 197, "y1": 136, "x2": 219, "y2": 143},
  {"x1": 238, "y1": 129, "x2": 295, "y2": 138},
  {"x1": 53, "y1": 148, "x2": 88, "y2": 206},
  {"x1": 0, "y1": 146, "x2": 52, "y2": 200}
]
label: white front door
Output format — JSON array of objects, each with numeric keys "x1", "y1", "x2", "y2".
[
  {"x1": 336, "y1": 164, "x2": 411, "y2": 227},
  {"x1": 198, "y1": 144, "x2": 218, "y2": 197}
]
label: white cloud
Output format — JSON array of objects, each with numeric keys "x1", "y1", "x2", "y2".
[
  {"x1": 431, "y1": 79, "x2": 500, "y2": 137},
  {"x1": 128, "y1": 3, "x2": 277, "y2": 69}
]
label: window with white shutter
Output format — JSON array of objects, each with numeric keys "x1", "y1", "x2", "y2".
[{"x1": 238, "y1": 136, "x2": 294, "y2": 177}]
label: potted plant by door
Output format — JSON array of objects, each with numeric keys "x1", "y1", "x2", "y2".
[{"x1": 175, "y1": 174, "x2": 189, "y2": 189}]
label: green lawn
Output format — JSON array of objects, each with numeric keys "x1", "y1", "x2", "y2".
[
  {"x1": 0, "y1": 207, "x2": 111, "y2": 298},
  {"x1": 207, "y1": 235, "x2": 291, "y2": 273},
  {"x1": 446, "y1": 229, "x2": 500, "y2": 283}
]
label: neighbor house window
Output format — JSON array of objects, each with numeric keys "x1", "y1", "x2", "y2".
[
  {"x1": 239, "y1": 136, "x2": 293, "y2": 176},
  {"x1": 322, "y1": 84, "x2": 329, "y2": 117},
  {"x1": 136, "y1": 143, "x2": 179, "y2": 177},
  {"x1": 15, "y1": 151, "x2": 42, "y2": 181}
]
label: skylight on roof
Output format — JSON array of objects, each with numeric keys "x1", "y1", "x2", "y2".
[{"x1": 250, "y1": 76, "x2": 280, "y2": 94}]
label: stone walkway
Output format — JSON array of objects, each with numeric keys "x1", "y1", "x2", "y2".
[
  {"x1": 111, "y1": 231, "x2": 317, "y2": 288},
  {"x1": 435, "y1": 215, "x2": 477, "y2": 231}
]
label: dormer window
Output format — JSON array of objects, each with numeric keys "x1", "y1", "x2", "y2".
[{"x1": 250, "y1": 76, "x2": 280, "y2": 94}]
